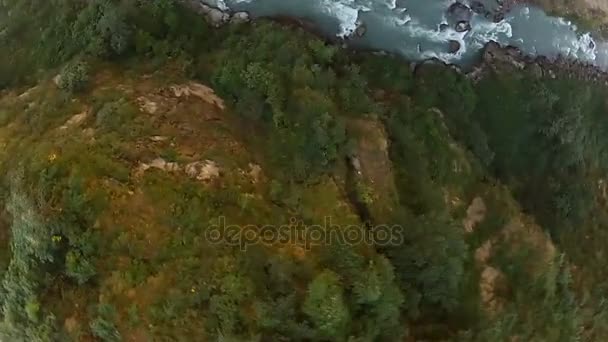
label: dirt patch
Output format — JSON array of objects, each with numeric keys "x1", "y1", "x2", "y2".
[
  {"x1": 502, "y1": 216, "x2": 556, "y2": 264},
  {"x1": 63, "y1": 316, "x2": 80, "y2": 334},
  {"x1": 463, "y1": 196, "x2": 487, "y2": 233},
  {"x1": 479, "y1": 266, "x2": 507, "y2": 314}
]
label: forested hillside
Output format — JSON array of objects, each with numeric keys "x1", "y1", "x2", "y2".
[{"x1": 0, "y1": 0, "x2": 607, "y2": 341}]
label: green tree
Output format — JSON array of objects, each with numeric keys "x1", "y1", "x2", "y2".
[
  {"x1": 388, "y1": 214, "x2": 468, "y2": 314},
  {"x1": 303, "y1": 270, "x2": 350, "y2": 339}
]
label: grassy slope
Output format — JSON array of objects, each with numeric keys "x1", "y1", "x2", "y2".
[
  {"x1": 0, "y1": 56, "x2": 590, "y2": 342},
  {"x1": 0, "y1": 0, "x2": 607, "y2": 340}
]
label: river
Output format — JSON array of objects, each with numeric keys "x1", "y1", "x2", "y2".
[{"x1": 201, "y1": 0, "x2": 608, "y2": 69}]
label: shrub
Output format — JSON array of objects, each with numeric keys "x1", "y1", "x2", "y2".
[
  {"x1": 65, "y1": 249, "x2": 96, "y2": 285},
  {"x1": 95, "y1": 98, "x2": 136, "y2": 132},
  {"x1": 57, "y1": 60, "x2": 89, "y2": 93},
  {"x1": 90, "y1": 303, "x2": 121, "y2": 342}
]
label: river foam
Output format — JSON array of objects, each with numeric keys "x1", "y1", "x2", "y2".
[{"x1": 318, "y1": 0, "x2": 372, "y2": 37}]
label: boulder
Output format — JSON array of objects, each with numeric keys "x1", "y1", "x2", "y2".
[
  {"x1": 447, "y1": 2, "x2": 473, "y2": 22},
  {"x1": 185, "y1": 160, "x2": 221, "y2": 181},
  {"x1": 59, "y1": 111, "x2": 88, "y2": 130},
  {"x1": 439, "y1": 23, "x2": 449, "y2": 32},
  {"x1": 448, "y1": 40, "x2": 461, "y2": 54},
  {"x1": 248, "y1": 163, "x2": 263, "y2": 183},
  {"x1": 492, "y1": 12, "x2": 505, "y2": 22},
  {"x1": 470, "y1": 1, "x2": 486, "y2": 14},
  {"x1": 53, "y1": 74, "x2": 62, "y2": 87},
  {"x1": 455, "y1": 20, "x2": 472, "y2": 32},
  {"x1": 355, "y1": 21, "x2": 367, "y2": 37},
  {"x1": 205, "y1": 6, "x2": 229, "y2": 27},
  {"x1": 230, "y1": 11, "x2": 250, "y2": 24},
  {"x1": 182, "y1": 0, "x2": 229, "y2": 27}
]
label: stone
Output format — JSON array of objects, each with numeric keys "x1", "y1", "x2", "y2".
[
  {"x1": 170, "y1": 82, "x2": 225, "y2": 110},
  {"x1": 439, "y1": 23, "x2": 449, "y2": 32},
  {"x1": 448, "y1": 40, "x2": 461, "y2": 54},
  {"x1": 248, "y1": 163, "x2": 262, "y2": 183},
  {"x1": 137, "y1": 96, "x2": 158, "y2": 114},
  {"x1": 18, "y1": 86, "x2": 37, "y2": 99},
  {"x1": 149, "y1": 158, "x2": 180, "y2": 172},
  {"x1": 53, "y1": 74, "x2": 62, "y2": 87},
  {"x1": 455, "y1": 20, "x2": 472, "y2": 32},
  {"x1": 470, "y1": 1, "x2": 486, "y2": 14},
  {"x1": 59, "y1": 111, "x2": 88, "y2": 130},
  {"x1": 463, "y1": 197, "x2": 486, "y2": 233},
  {"x1": 354, "y1": 20, "x2": 367, "y2": 37},
  {"x1": 149, "y1": 136, "x2": 169, "y2": 142},
  {"x1": 230, "y1": 11, "x2": 250, "y2": 24},
  {"x1": 493, "y1": 12, "x2": 505, "y2": 22},
  {"x1": 447, "y1": 2, "x2": 473, "y2": 22},
  {"x1": 185, "y1": 160, "x2": 220, "y2": 181},
  {"x1": 348, "y1": 155, "x2": 362, "y2": 174},
  {"x1": 183, "y1": 0, "x2": 230, "y2": 27}
]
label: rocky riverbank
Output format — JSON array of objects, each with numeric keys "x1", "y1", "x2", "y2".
[
  {"x1": 468, "y1": 41, "x2": 608, "y2": 84},
  {"x1": 527, "y1": 0, "x2": 608, "y2": 37}
]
